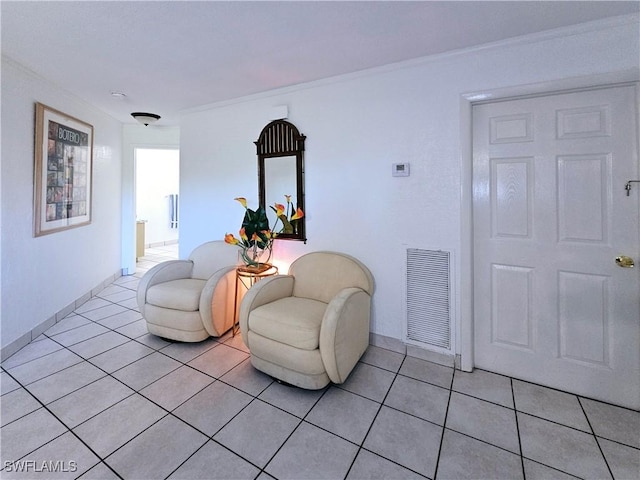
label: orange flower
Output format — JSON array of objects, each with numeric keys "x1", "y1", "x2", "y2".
[
  {"x1": 234, "y1": 197, "x2": 247, "y2": 208},
  {"x1": 291, "y1": 208, "x2": 304, "y2": 220},
  {"x1": 261, "y1": 230, "x2": 273, "y2": 239},
  {"x1": 239, "y1": 227, "x2": 248, "y2": 242},
  {"x1": 224, "y1": 233, "x2": 239, "y2": 245},
  {"x1": 274, "y1": 203, "x2": 285, "y2": 217}
]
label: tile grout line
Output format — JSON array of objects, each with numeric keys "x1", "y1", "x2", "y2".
[
  {"x1": 513, "y1": 382, "x2": 612, "y2": 479},
  {"x1": 343, "y1": 356, "x2": 409, "y2": 480},
  {"x1": 162, "y1": 440, "x2": 213, "y2": 480},
  {"x1": 511, "y1": 377, "x2": 527, "y2": 479},
  {"x1": 577, "y1": 396, "x2": 616, "y2": 480},
  {"x1": 259, "y1": 383, "x2": 332, "y2": 478},
  {"x1": 431, "y1": 363, "x2": 457, "y2": 480}
]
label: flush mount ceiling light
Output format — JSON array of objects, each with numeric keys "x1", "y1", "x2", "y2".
[{"x1": 131, "y1": 112, "x2": 161, "y2": 126}]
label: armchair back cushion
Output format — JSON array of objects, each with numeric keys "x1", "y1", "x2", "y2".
[
  {"x1": 290, "y1": 251, "x2": 374, "y2": 303},
  {"x1": 190, "y1": 241, "x2": 239, "y2": 280}
]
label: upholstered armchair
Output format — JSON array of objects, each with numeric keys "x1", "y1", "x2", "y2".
[
  {"x1": 137, "y1": 241, "x2": 239, "y2": 342},
  {"x1": 239, "y1": 251, "x2": 374, "y2": 389}
]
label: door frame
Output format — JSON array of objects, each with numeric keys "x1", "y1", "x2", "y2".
[{"x1": 458, "y1": 70, "x2": 639, "y2": 373}]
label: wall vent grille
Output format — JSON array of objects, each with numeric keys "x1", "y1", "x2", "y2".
[{"x1": 406, "y1": 248, "x2": 451, "y2": 350}]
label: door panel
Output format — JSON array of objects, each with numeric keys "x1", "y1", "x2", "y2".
[
  {"x1": 491, "y1": 263, "x2": 534, "y2": 350},
  {"x1": 473, "y1": 85, "x2": 639, "y2": 409}
]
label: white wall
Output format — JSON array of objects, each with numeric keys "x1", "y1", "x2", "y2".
[
  {"x1": 136, "y1": 148, "x2": 179, "y2": 245},
  {"x1": 180, "y1": 16, "x2": 639, "y2": 347},
  {"x1": 1, "y1": 57, "x2": 124, "y2": 352}
]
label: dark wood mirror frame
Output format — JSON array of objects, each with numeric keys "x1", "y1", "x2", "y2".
[{"x1": 256, "y1": 119, "x2": 306, "y2": 242}]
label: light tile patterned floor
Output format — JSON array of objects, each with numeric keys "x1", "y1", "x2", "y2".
[{"x1": 1, "y1": 244, "x2": 638, "y2": 479}]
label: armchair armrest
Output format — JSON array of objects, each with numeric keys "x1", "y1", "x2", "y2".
[
  {"x1": 319, "y1": 287, "x2": 371, "y2": 384},
  {"x1": 239, "y1": 275, "x2": 294, "y2": 346},
  {"x1": 200, "y1": 265, "x2": 237, "y2": 337},
  {"x1": 136, "y1": 260, "x2": 194, "y2": 314}
]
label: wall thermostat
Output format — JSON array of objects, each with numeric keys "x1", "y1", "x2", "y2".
[{"x1": 392, "y1": 162, "x2": 410, "y2": 177}]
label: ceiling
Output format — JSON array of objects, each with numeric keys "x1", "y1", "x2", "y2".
[{"x1": 2, "y1": 1, "x2": 638, "y2": 127}]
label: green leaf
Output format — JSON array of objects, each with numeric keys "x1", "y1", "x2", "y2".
[
  {"x1": 278, "y1": 214, "x2": 293, "y2": 234},
  {"x1": 241, "y1": 206, "x2": 270, "y2": 246}
]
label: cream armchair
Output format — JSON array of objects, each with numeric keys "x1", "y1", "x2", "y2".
[
  {"x1": 137, "y1": 241, "x2": 239, "y2": 342},
  {"x1": 239, "y1": 251, "x2": 374, "y2": 389}
]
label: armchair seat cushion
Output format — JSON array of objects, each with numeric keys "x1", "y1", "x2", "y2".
[
  {"x1": 146, "y1": 278, "x2": 206, "y2": 311},
  {"x1": 249, "y1": 297, "x2": 327, "y2": 350}
]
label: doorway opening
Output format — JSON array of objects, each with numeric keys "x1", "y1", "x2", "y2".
[{"x1": 135, "y1": 148, "x2": 180, "y2": 261}]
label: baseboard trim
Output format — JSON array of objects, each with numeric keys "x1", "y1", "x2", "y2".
[
  {"x1": 369, "y1": 332, "x2": 460, "y2": 369},
  {"x1": 406, "y1": 344, "x2": 456, "y2": 368},
  {"x1": 369, "y1": 332, "x2": 406, "y2": 354},
  {"x1": 146, "y1": 239, "x2": 178, "y2": 248},
  {"x1": 0, "y1": 269, "x2": 122, "y2": 362}
]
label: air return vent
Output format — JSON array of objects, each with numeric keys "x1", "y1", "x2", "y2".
[{"x1": 406, "y1": 248, "x2": 452, "y2": 351}]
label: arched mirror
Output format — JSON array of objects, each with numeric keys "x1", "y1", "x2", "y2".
[{"x1": 256, "y1": 119, "x2": 306, "y2": 242}]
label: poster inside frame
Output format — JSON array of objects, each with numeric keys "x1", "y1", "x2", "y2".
[{"x1": 34, "y1": 103, "x2": 93, "y2": 236}]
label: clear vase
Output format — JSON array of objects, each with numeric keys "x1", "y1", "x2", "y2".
[{"x1": 240, "y1": 245, "x2": 272, "y2": 272}]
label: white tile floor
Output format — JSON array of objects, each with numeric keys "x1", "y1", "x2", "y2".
[{"x1": 1, "y1": 244, "x2": 639, "y2": 479}]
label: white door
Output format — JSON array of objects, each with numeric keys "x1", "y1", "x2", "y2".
[{"x1": 473, "y1": 85, "x2": 640, "y2": 409}]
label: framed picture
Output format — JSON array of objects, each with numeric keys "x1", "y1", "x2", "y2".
[{"x1": 33, "y1": 103, "x2": 93, "y2": 236}]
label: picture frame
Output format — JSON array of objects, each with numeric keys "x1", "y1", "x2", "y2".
[{"x1": 33, "y1": 103, "x2": 93, "y2": 236}]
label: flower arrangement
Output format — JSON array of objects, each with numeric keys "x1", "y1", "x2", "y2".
[
  {"x1": 272, "y1": 195, "x2": 304, "y2": 235},
  {"x1": 224, "y1": 196, "x2": 303, "y2": 268}
]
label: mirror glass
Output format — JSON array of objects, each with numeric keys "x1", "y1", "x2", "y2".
[{"x1": 264, "y1": 156, "x2": 297, "y2": 229}]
